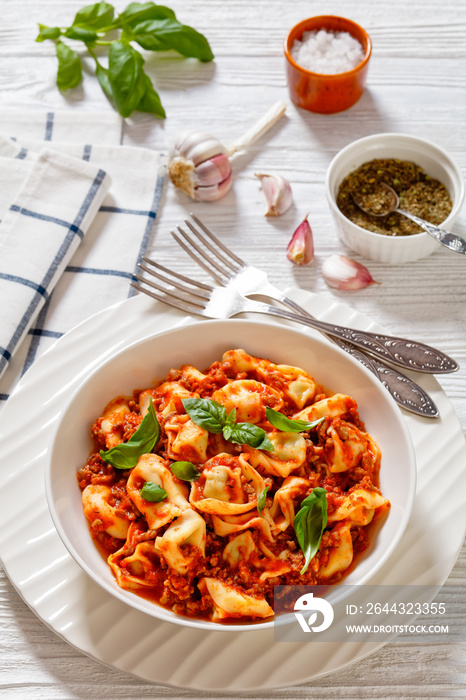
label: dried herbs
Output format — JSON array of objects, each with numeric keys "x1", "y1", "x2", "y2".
[{"x1": 337, "y1": 158, "x2": 452, "y2": 236}]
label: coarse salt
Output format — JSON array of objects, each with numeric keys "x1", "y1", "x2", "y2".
[{"x1": 291, "y1": 29, "x2": 364, "y2": 75}]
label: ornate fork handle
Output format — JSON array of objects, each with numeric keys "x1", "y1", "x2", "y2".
[
  {"x1": 329, "y1": 340, "x2": 438, "y2": 416},
  {"x1": 253, "y1": 303, "x2": 458, "y2": 374}
]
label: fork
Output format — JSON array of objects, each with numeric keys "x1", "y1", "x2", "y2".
[
  {"x1": 167, "y1": 216, "x2": 449, "y2": 418},
  {"x1": 131, "y1": 255, "x2": 447, "y2": 418}
]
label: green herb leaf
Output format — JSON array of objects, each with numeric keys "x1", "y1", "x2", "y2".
[
  {"x1": 107, "y1": 40, "x2": 147, "y2": 117},
  {"x1": 293, "y1": 488, "x2": 328, "y2": 575},
  {"x1": 170, "y1": 460, "x2": 201, "y2": 482},
  {"x1": 72, "y1": 2, "x2": 115, "y2": 30},
  {"x1": 36, "y1": 24, "x2": 61, "y2": 42},
  {"x1": 127, "y1": 18, "x2": 214, "y2": 61},
  {"x1": 182, "y1": 398, "x2": 227, "y2": 434},
  {"x1": 136, "y1": 74, "x2": 166, "y2": 118},
  {"x1": 266, "y1": 407, "x2": 325, "y2": 433},
  {"x1": 257, "y1": 486, "x2": 270, "y2": 518},
  {"x1": 140, "y1": 481, "x2": 167, "y2": 502},
  {"x1": 225, "y1": 422, "x2": 275, "y2": 451},
  {"x1": 55, "y1": 41, "x2": 83, "y2": 90},
  {"x1": 95, "y1": 64, "x2": 115, "y2": 101},
  {"x1": 100, "y1": 399, "x2": 160, "y2": 469},
  {"x1": 64, "y1": 26, "x2": 98, "y2": 43},
  {"x1": 183, "y1": 397, "x2": 275, "y2": 451},
  {"x1": 118, "y1": 2, "x2": 176, "y2": 24}
]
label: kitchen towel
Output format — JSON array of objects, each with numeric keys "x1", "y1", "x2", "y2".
[{"x1": 0, "y1": 110, "x2": 166, "y2": 408}]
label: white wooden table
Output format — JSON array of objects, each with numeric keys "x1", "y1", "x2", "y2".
[{"x1": 1, "y1": 0, "x2": 465, "y2": 697}]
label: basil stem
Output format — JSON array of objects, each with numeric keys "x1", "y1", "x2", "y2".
[
  {"x1": 170, "y1": 460, "x2": 200, "y2": 482},
  {"x1": 266, "y1": 407, "x2": 325, "y2": 433},
  {"x1": 140, "y1": 481, "x2": 167, "y2": 502},
  {"x1": 293, "y1": 488, "x2": 328, "y2": 575},
  {"x1": 100, "y1": 399, "x2": 160, "y2": 469}
]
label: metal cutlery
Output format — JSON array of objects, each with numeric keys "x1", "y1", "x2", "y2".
[
  {"x1": 166, "y1": 216, "x2": 452, "y2": 417},
  {"x1": 131, "y1": 231, "x2": 449, "y2": 419}
]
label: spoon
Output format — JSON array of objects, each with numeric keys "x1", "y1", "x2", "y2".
[{"x1": 352, "y1": 183, "x2": 466, "y2": 254}]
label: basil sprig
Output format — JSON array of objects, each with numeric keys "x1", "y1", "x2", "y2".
[
  {"x1": 170, "y1": 460, "x2": 200, "y2": 482},
  {"x1": 140, "y1": 481, "x2": 167, "y2": 502},
  {"x1": 293, "y1": 488, "x2": 328, "y2": 575},
  {"x1": 266, "y1": 407, "x2": 325, "y2": 433},
  {"x1": 36, "y1": 1, "x2": 214, "y2": 118},
  {"x1": 100, "y1": 400, "x2": 160, "y2": 469},
  {"x1": 182, "y1": 398, "x2": 275, "y2": 452},
  {"x1": 257, "y1": 486, "x2": 270, "y2": 518}
]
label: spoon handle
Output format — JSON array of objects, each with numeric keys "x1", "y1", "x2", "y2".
[{"x1": 397, "y1": 208, "x2": 466, "y2": 254}]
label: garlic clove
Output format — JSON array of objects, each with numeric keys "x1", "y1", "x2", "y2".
[
  {"x1": 172, "y1": 131, "x2": 227, "y2": 165},
  {"x1": 255, "y1": 173, "x2": 293, "y2": 217},
  {"x1": 194, "y1": 170, "x2": 233, "y2": 202},
  {"x1": 286, "y1": 215, "x2": 314, "y2": 265},
  {"x1": 194, "y1": 153, "x2": 232, "y2": 188},
  {"x1": 322, "y1": 255, "x2": 379, "y2": 290}
]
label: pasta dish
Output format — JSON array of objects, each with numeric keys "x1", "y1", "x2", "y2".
[{"x1": 77, "y1": 349, "x2": 389, "y2": 623}]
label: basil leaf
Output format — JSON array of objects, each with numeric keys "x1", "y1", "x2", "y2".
[
  {"x1": 73, "y1": 2, "x2": 115, "y2": 30},
  {"x1": 266, "y1": 407, "x2": 325, "y2": 433},
  {"x1": 95, "y1": 64, "x2": 115, "y2": 101},
  {"x1": 170, "y1": 461, "x2": 200, "y2": 482},
  {"x1": 140, "y1": 481, "x2": 167, "y2": 502},
  {"x1": 118, "y1": 2, "x2": 176, "y2": 24},
  {"x1": 257, "y1": 485, "x2": 270, "y2": 518},
  {"x1": 136, "y1": 74, "x2": 166, "y2": 118},
  {"x1": 108, "y1": 40, "x2": 147, "y2": 117},
  {"x1": 55, "y1": 41, "x2": 83, "y2": 90},
  {"x1": 128, "y1": 18, "x2": 214, "y2": 61},
  {"x1": 293, "y1": 488, "x2": 328, "y2": 575},
  {"x1": 36, "y1": 25, "x2": 61, "y2": 42},
  {"x1": 225, "y1": 422, "x2": 275, "y2": 451},
  {"x1": 182, "y1": 398, "x2": 226, "y2": 434},
  {"x1": 100, "y1": 399, "x2": 160, "y2": 469},
  {"x1": 65, "y1": 26, "x2": 98, "y2": 43}
]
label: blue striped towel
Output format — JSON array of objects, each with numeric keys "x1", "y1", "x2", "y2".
[{"x1": 0, "y1": 110, "x2": 166, "y2": 408}]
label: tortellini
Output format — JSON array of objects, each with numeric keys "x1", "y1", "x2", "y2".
[
  {"x1": 81, "y1": 484, "x2": 130, "y2": 539},
  {"x1": 165, "y1": 414, "x2": 209, "y2": 463},
  {"x1": 79, "y1": 348, "x2": 389, "y2": 625},
  {"x1": 199, "y1": 577, "x2": 273, "y2": 620},
  {"x1": 213, "y1": 379, "x2": 283, "y2": 423},
  {"x1": 155, "y1": 508, "x2": 206, "y2": 575},
  {"x1": 245, "y1": 431, "x2": 307, "y2": 477},
  {"x1": 126, "y1": 454, "x2": 189, "y2": 529},
  {"x1": 190, "y1": 453, "x2": 265, "y2": 514}
]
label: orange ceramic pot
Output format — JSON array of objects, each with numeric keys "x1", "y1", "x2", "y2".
[{"x1": 284, "y1": 16, "x2": 372, "y2": 114}]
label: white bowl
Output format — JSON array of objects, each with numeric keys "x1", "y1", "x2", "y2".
[
  {"x1": 325, "y1": 133, "x2": 465, "y2": 263},
  {"x1": 46, "y1": 318, "x2": 416, "y2": 632}
]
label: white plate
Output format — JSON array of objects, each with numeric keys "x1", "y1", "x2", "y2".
[{"x1": 0, "y1": 290, "x2": 465, "y2": 692}]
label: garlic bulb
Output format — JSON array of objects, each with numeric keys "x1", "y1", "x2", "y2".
[
  {"x1": 169, "y1": 131, "x2": 233, "y2": 202},
  {"x1": 255, "y1": 173, "x2": 293, "y2": 217},
  {"x1": 322, "y1": 255, "x2": 379, "y2": 290},
  {"x1": 168, "y1": 101, "x2": 287, "y2": 202},
  {"x1": 286, "y1": 215, "x2": 314, "y2": 264}
]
